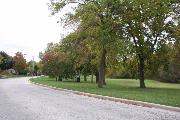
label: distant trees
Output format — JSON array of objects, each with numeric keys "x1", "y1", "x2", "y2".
[
  {"x1": 13, "y1": 52, "x2": 27, "y2": 75},
  {"x1": 0, "y1": 51, "x2": 42, "y2": 76},
  {"x1": 153, "y1": 43, "x2": 180, "y2": 83},
  {"x1": 27, "y1": 61, "x2": 35, "y2": 75},
  {"x1": 27, "y1": 60, "x2": 41, "y2": 76},
  {"x1": 0, "y1": 51, "x2": 14, "y2": 70},
  {"x1": 0, "y1": 55, "x2": 3, "y2": 65}
]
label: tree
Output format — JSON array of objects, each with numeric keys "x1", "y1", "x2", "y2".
[
  {"x1": 0, "y1": 51, "x2": 14, "y2": 70},
  {"x1": 34, "y1": 65, "x2": 39, "y2": 75},
  {"x1": 111, "y1": 0, "x2": 180, "y2": 88},
  {"x1": 0, "y1": 55, "x2": 3, "y2": 73},
  {"x1": 27, "y1": 61, "x2": 40, "y2": 76},
  {"x1": 77, "y1": 1, "x2": 123, "y2": 87},
  {"x1": 27, "y1": 60, "x2": 36, "y2": 75},
  {"x1": 50, "y1": 0, "x2": 125, "y2": 87},
  {"x1": 61, "y1": 31, "x2": 100, "y2": 83},
  {"x1": 48, "y1": 0, "x2": 180, "y2": 87},
  {"x1": 40, "y1": 43, "x2": 75, "y2": 81},
  {"x1": 155, "y1": 43, "x2": 180, "y2": 83},
  {"x1": 13, "y1": 52, "x2": 27, "y2": 75},
  {"x1": 0, "y1": 55, "x2": 3, "y2": 65}
]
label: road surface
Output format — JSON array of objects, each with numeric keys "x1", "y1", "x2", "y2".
[{"x1": 0, "y1": 77, "x2": 179, "y2": 120}]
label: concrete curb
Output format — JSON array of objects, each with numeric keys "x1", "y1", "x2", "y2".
[{"x1": 29, "y1": 80, "x2": 180, "y2": 113}]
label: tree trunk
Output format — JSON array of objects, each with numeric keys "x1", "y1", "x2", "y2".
[
  {"x1": 84, "y1": 75, "x2": 87, "y2": 82},
  {"x1": 76, "y1": 71, "x2": 80, "y2": 82},
  {"x1": 58, "y1": 76, "x2": 62, "y2": 81},
  {"x1": 138, "y1": 56, "x2": 146, "y2": 88},
  {"x1": 98, "y1": 48, "x2": 106, "y2": 88},
  {"x1": 76, "y1": 75, "x2": 81, "y2": 82},
  {"x1": 77, "y1": 76, "x2": 80, "y2": 82},
  {"x1": 103, "y1": 76, "x2": 106, "y2": 85},
  {"x1": 95, "y1": 72, "x2": 99, "y2": 83}
]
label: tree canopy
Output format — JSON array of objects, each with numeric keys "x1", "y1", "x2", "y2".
[
  {"x1": 0, "y1": 51, "x2": 14, "y2": 70},
  {"x1": 13, "y1": 52, "x2": 27, "y2": 75}
]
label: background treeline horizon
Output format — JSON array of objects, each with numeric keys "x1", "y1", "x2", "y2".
[{"x1": 0, "y1": 51, "x2": 40, "y2": 77}]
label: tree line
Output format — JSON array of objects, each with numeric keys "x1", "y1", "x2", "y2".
[
  {"x1": 0, "y1": 51, "x2": 40, "y2": 76},
  {"x1": 40, "y1": 0, "x2": 180, "y2": 88}
]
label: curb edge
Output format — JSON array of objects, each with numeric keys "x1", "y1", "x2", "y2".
[{"x1": 29, "y1": 79, "x2": 180, "y2": 113}]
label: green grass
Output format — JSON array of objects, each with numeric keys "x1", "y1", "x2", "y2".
[{"x1": 31, "y1": 76, "x2": 180, "y2": 107}]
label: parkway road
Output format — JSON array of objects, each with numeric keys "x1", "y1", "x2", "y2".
[{"x1": 0, "y1": 77, "x2": 180, "y2": 120}]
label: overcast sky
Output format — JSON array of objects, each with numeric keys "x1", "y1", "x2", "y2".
[{"x1": 0, "y1": 0, "x2": 70, "y2": 61}]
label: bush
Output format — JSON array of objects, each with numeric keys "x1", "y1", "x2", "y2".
[
  {"x1": 0, "y1": 70, "x2": 13, "y2": 78},
  {"x1": 19, "y1": 69, "x2": 28, "y2": 75}
]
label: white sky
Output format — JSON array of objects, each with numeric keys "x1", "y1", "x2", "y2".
[{"x1": 0, "y1": 0, "x2": 70, "y2": 61}]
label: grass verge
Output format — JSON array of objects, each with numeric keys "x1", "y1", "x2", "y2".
[{"x1": 31, "y1": 76, "x2": 180, "y2": 108}]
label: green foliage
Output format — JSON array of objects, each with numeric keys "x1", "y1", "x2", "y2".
[
  {"x1": 109, "y1": 0, "x2": 180, "y2": 87},
  {"x1": 27, "y1": 61, "x2": 36, "y2": 74},
  {"x1": 156, "y1": 43, "x2": 180, "y2": 83},
  {"x1": 0, "y1": 54, "x2": 3, "y2": 65},
  {"x1": 0, "y1": 51, "x2": 14, "y2": 70},
  {"x1": 67, "y1": 0, "x2": 129, "y2": 87},
  {"x1": 46, "y1": 0, "x2": 180, "y2": 87},
  {"x1": 40, "y1": 43, "x2": 76, "y2": 80}
]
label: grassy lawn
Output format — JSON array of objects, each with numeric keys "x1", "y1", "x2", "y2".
[{"x1": 31, "y1": 76, "x2": 180, "y2": 108}]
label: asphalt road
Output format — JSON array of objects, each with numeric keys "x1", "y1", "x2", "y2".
[{"x1": 0, "y1": 77, "x2": 180, "y2": 120}]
